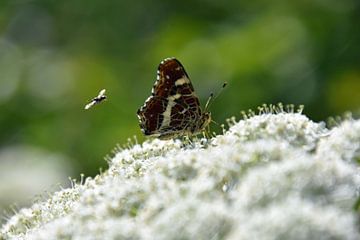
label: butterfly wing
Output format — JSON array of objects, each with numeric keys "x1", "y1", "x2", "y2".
[
  {"x1": 137, "y1": 96, "x2": 167, "y2": 136},
  {"x1": 153, "y1": 58, "x2": 193, "y2": 96},
  {"x1": 137, "y1": 58, "x2": 203, "y2": 138}
]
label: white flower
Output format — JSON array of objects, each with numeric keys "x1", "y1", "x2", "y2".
[{"x1": 1, "y1": 112, "x2": 359, "y2": 240}]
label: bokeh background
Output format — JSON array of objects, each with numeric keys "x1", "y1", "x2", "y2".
[{"x1": 0, "y1": 0, "x2": 359, "y2": 217}]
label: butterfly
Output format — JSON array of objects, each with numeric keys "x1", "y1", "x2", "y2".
[
  {"x1": 137, "y1": 58, "x2": 212, "y2": 139},
  {"x1": 84, "y1": 89, "x2": 107, "y2": 110}
]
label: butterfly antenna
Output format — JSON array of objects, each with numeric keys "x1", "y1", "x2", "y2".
[
  {"x1": 204, "y1": 82, "x2": 227, "y2": 111},
  {"x1": 204, "y1": 92, "x2": 214, "y2": 111}
]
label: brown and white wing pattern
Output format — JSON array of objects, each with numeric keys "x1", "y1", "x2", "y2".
[{"x1": 137, "y1": 58, "x2": 210, "y2": 139}]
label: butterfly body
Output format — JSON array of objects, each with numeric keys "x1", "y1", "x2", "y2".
[{"x1": 137, "y1": 58, "x2": 211, "y2": 139}]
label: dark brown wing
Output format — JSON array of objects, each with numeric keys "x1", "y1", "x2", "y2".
[
  {"x1": 137, "y1": 96, "x2": 167, "y2": 136},
  {"x1": 137, "y1": 58, "x2": 202, "y2": 138},
  {"x1": 152, "y1": 58, "x2": 194, "y2": 97}
]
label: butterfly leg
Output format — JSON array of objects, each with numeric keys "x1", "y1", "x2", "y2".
[
  {"x1": 181, "y1": 135, "x2": 193, "y2": 146},
  {"x1": 202, "y1": 125, "x2": 211, "y2": 140}
]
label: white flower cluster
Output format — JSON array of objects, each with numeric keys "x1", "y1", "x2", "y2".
[{"x1": 1, "y1": 112, "x2": 359, "y2": 240}]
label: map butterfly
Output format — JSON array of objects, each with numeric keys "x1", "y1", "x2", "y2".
[{"x1": 137, "y1": 58, "x2": 211, "y2": 139}]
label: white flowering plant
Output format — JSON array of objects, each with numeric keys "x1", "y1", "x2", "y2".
[{"x1": 1, "y1": 105, "x2": 359, "y2": 240}]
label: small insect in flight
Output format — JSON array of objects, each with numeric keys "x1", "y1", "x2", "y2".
[{"x1": 84, "y1": 89, "x2": 107, "y2": 110}]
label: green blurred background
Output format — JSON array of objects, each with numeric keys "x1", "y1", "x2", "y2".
[{"x1": 0, "y1": 0, "x2": 359, "y2": 213}]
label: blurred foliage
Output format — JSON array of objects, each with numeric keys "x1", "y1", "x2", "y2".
[{"x1": 0, "y1": 0, "x2": 359, "y2": 177}]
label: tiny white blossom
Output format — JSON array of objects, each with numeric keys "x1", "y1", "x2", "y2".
[{"x1": 1, "y1": 112, "x2": 359, "y2": 240}]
